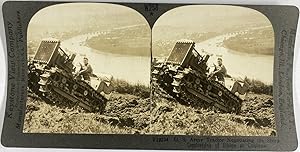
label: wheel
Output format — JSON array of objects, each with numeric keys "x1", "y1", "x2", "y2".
[
  {"x1": 53, "y1": 81, "x2": 59, "y2": 87},
  {"x1": 207, "y1": 85, "x2": 212, "y2": 90},
  {"x1": 62, "y1": 77, "x2": 67, "y2": 83},
  {"x1": 73, "y1": 84, "x2": 78, "y2": 90},
  {"x1": 218, "y1": 91, "x2": 223, "y2": 96},
  {"x1": 195, "y1": 78, "x2": 201, "y2": 84}
]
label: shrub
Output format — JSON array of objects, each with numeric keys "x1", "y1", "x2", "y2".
[
  {"x1": 112, "y1": 79, "x2": 150, "y2": 98},
  {"x1": 245, "y1": 78, "x2": 273, "y2": 95}
]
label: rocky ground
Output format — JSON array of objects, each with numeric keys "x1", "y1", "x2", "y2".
[{"x1": 24, "y1": 91, "x2": 276, "y2": 136}]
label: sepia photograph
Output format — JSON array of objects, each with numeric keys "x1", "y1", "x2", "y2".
[
  {"x1": 2, "y1": 0, "x2": 299, "y2": 150},
  {"x1": 24, "y1": 3, "x2": 276, "y2": 136},
  {"x1": 151, "y1": 5, "x2": 276, "y2": 136},
  {"x1": 25, "y1": 3, "x2": 152, "y2": 134}
]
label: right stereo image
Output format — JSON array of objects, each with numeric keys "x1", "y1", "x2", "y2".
[{"x1": 151, "y1": 5, "x2": 275, "y2": 136}]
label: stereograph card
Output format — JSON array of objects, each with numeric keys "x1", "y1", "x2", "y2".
[{"x1": 0, "y1": 1, "x2": 298, "y2": 151}]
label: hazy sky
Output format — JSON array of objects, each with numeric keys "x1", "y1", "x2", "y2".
[
  {"x1": 29, "y1": 4, "x2": 272, "y2": 37},
  {"x1": 28, "y1": 3, "x2": 148, "y2": 37},
  {"x1": 153, "y1": 5, "x2": 272, "y2": 33}
]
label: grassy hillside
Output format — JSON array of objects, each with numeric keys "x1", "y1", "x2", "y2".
[
  {"x1": 86, "y1": 24, "x2": 150, "y2": 56},
  {"x1": 151, "y1": 93, "x2": 275, "y2": 135},
  {"x1": 24, "y1": 92, "x2": 276, "y2": 136},
  {"x1": 223, "y1": 27, "x2": 274, "y2": 55},
  {"x1": 24, "y1": 78, "x2": 276, "y2": 136}
]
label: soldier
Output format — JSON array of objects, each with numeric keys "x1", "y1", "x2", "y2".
[
  {"x1": 209, "y1": 57, "x2": 227, "y2": 85},
  {"x1": 77, "y1": 57, "x2": 93, "y2": 85},
  {"x1": 231, "y1": 77, "x2": 250, "y2": 98}
]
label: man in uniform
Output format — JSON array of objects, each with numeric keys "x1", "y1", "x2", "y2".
[
  {"x1": 209, "y1": 57, "x2": 227, "y2": 85},
  {"x1": 231, "y1": 77, "x2": 250, "y2": 99},
  {"x1": 77, "y1": 57, "x2": 93, "y2": 85}
]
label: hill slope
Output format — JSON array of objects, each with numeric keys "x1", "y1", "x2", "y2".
[{"x1": 24, "y1": 91, "x2": 276, "y2": 136}]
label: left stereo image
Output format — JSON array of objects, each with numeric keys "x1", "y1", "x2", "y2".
[{"x1": 25, "y1": 3, "x2": 152, "y2": 134}]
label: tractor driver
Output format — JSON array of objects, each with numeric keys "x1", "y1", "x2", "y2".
[
  {"x1": 209, "y1": 57, "x2": 227, "y2": 85},
  {"x1": 77, "y1": 57, "x2": 93, "y2": 85}
]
